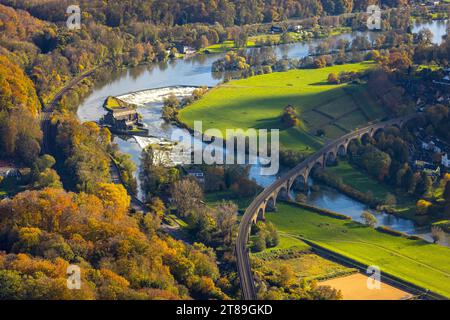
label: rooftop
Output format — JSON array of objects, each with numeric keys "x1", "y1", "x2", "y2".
[{"x1": 111, "y1": 108, "x2": 138, "y2": 117}]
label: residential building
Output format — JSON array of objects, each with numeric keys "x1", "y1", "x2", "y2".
[
  {"x1": 102, "y1": 108, "x2": 141, "y2": 131},
  {"x1": 185, "y1": 168, "x2": 205, "y2": 185}
]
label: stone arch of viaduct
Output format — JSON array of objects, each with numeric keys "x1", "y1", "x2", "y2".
[
  {"x1": 249, "y1": 117, "x2": 410, "y2": 224},
  {"x1": 236, "y1": 115, "x2": 415, "y2": 300}
]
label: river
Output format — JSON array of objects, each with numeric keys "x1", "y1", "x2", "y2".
[{"x1": 77, "y1": 20, "x2": 448, "y2": 245}]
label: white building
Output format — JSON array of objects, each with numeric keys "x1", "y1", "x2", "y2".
[
  {"x1": 442, "y1": 153, "x2": 450, "y2": 168},
  {"x1": 0, "y1": 167, "x2": 21, "y2": 180}
]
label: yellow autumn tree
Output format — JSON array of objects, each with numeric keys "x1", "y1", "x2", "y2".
[
  {"x1": 95, "y1": 183, "x2": 131, "y2": 220},
  {"x1": 416, "y1": 199, "x2": 432, "y2": 215}
]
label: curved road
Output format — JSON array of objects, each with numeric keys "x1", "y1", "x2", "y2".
[{"x1": 235, "y1": 115, "x2": 416, "y2": 300}]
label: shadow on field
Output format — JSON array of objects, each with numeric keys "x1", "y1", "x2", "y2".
[
  {"x1": 310, "y1": 81, "x2": 330, "y2": 86},
  {"x1": 344, "y1": 221, "x2": 367, "y2": 229}
]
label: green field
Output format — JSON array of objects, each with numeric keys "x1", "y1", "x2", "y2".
[
  {"x1": 201, "y1": 33, "x2": 303, "y2": 54},
  {"x1": 252, "y1": 234, "x2": 355, "y2": 282},
  {"x1": 264, "y1": 233, "x2": 311, "y2": 252},
  {"x1": 201, "y1": 27, "x2": 352, "y2": 54},
  {"x1": 267, "y1": 202, "x2": 450, "y2": 297},
  {"x1": 204, "y1": 190, "x2": 256, "y2": 211},
  {"x1": 324, "y1": 161, "x2": 419, "y2": 221},
  {"x1": 179, "y1": 62, "x2": 384, "y2": 152}
]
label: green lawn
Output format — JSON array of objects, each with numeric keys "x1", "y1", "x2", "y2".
[
  {"x1": 201, "y1": 27, "x2": 352, "y2": 54},
  {"x1": 325, "y1": 161, "x2": 418, "y2": 221},
  {"x1": 316, "y1": 95, "x2": 357, "y2": 119},
  {"x1": 258, "y1": 233, "x2": 311, "y2": 253},
  {"x1": 166, "y1": 214, "x2": 188, "y2": 228},
  {"x1": 204, "y1": 190, "x2": 256, "y2": 211},
  {"x1": 267, "y1": 202, "x2": 450, "y2": 297},
  {"x1": 202, "y1": 40, "x2": 236, "y2": 54},
  {"x1": 179, "y1": 62, "x2": 383, "y2": 152},
  {"x1": 201, "y1": 33, "x2": 303, "y2": 54},
  {"x1": 336, "y1": 111, "x2": 368, "y2": 129},
  {"x1": 322, "y1": 124, "x2": 348, "y2": 139}
]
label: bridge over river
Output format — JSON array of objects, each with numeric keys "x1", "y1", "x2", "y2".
[{"x1": 235, "y1": 114, "x2": 417, "y2": 300}]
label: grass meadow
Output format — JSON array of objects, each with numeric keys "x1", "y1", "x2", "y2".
[
  {"x1": 324, "y1": 161, "x2": 420, "y2": 222},
  {"x1": 267, "y1": 202, "x2": 450, "y2": 297},
  {"x1": 179, "y1": 62, "x2": 384, "y2": 152}
]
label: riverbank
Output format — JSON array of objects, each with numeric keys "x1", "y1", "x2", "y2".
[
  {"x1": 267, "y1": 202, "x2": 450, "y2": 298},
  {"x1": 178, "y1": 62, "x2": 380, "y2": 152},
  {"x1": 320, "y1": 161, "x2": 420, "y2": 220},
  {"x1": 200, "y1": 26, "x2": 352, "y2": 54}
]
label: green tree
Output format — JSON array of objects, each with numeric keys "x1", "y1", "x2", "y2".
[
  {"x1": 362, "y1": 148, "x2": 391, "y2": 181},
  {"x1": 253, "y1": 232, "x2": 267, "y2": 252},
  {"x1": 265, "y1": 222, "x2": 279, "y2": 248},
  {"x1": 34, "y1": 168, "x2": 62, "y2": 189}
]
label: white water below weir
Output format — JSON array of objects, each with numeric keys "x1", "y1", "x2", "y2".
[
  {"x1": 117, "y1": 86, "x2": 200, "y2": 153},
  {"x1": 117, "y1": 86, "x2": 199, "y2": 107}
]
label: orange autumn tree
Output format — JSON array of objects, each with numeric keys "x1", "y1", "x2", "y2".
[
  {"x1": 0, "y1": 188, "x2": 227, "y2": 300},
  {"x1": 0, "y1": 55, "x2": 42, "y2": 164}
]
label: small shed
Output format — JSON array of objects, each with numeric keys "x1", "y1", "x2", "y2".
[{"x1": 186, "y1": 168, "x2": 205, "y2": 184}]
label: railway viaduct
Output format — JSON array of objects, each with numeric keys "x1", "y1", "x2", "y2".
[{"x1": 236, "y1": 114, "x2": 417, "y2": 300}]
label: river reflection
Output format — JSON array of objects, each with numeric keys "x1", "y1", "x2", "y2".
[
  {"x1": 306, "y1": 183, "x2": 450, "y2": 246},
  {"x1": 412, "y1": 19, "x2": 448, "y2": 44}
]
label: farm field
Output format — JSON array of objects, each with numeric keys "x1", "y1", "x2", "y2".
[
  {"x1": 320, "y1": 273, "x2": 412, "y2": 300},
  {"x1": 251, "y1": 234, "x2": 356, "y2": 283},
  {"x1": 267, "y1": 202, "x2": 450, "y2": 298},
  {"x1": 201, "y1": 33, "x2": 301, "y2": 53},
  {"x1": 201, "y1": 27, "x2": 353, "y2": 54},
  {"x1": 179, "y1": 62, "x2": 384, "y2": 152},
  {"x1": 265, "y1": 253, "x2": 354, "y2": 281}
]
